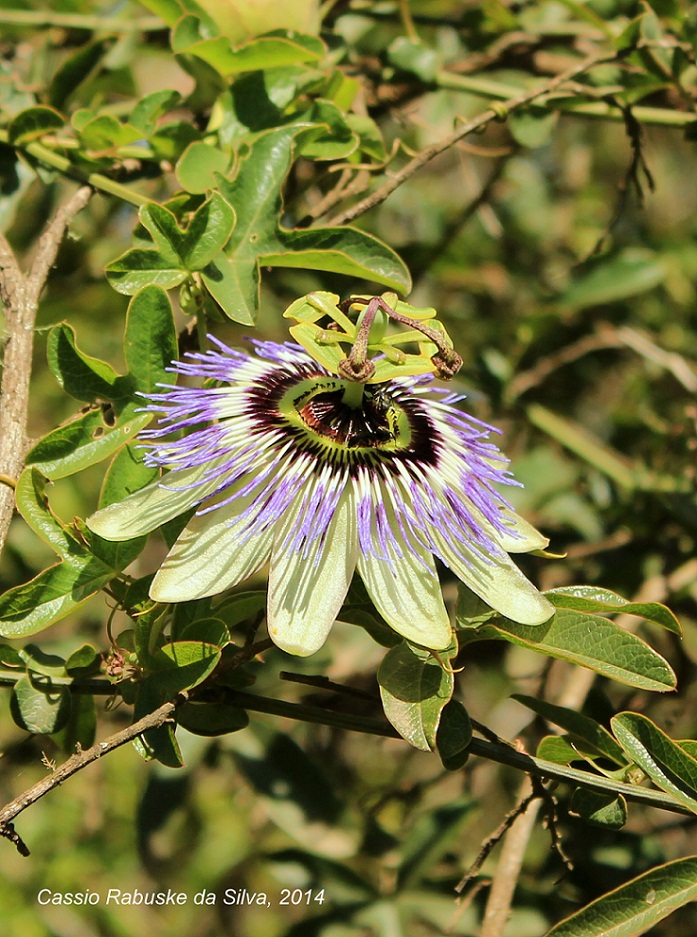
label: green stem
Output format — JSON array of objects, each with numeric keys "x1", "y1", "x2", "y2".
[
  {"x1": 0, "y1": 132, "x2": 152, "y2": 209},
  {"x1": 397, "y1": 0, "x2": 418, "y2": 41},
  {"x1": 220, "y1": 689, "x2": 693, "y2": 816},
  {"x1": 0, "y1": 671, "x2": 115, "y2": 694},
  {"x1": 435, "y1": 69, "x2": 697, "y2": 129},
  {"x1": 196, "y1": 308, "x2": 209, "y2": 354},
  {"x1": 341, "y1": 381, "x2": 365, "y2": 407},
  {"x1": 0, "y1": 667, "x2": 689, "y2": 816},
  {"x1": 0, "y1": 9, "x2": 165, "y2": 30},
  {"x1": 46, "y1": 137, "x2": 157, "y2": 161}
]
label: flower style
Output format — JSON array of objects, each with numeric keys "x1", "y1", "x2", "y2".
[{"x1": 87, "y1": 338, "x2": 554, "y2": 656}]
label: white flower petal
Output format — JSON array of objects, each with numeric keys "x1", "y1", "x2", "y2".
[
  {"x1": 87, "y1": 459, "x2": 228, "y2": 541},
  {"x1": 430, "y1": 528, "x2": 554, "y2": 625},
  {"x1": 267, "y1": 493, "x2": 358, "y2": 657},
  {"x1": 497, "y1": 510, "x2": 550, "y2": 553},
  {"x1": 357, "y1": 538, "x2": 452, "y2": 651},
  {"x1": 150, "y1": 492, "x2": 273, "y2": 602}
]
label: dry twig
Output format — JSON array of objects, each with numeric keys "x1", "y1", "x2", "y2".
[
  {"x1": 326, "y1": 50, "x2": 621, "y2": 227},
  {"x1": 0, "y1": 185, "x2": 92, "y2": 554},
  {"x1": 0, "y1": 698, "x2": 177, "y2": 856}
]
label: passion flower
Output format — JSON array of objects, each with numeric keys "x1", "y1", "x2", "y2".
[{"x1": 87, "y1": 338, "x2": 553, "y2": 656}]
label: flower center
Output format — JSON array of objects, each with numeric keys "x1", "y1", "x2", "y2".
[{"x1": 280, "y1": 379, "x2": 413, "y2": 453}]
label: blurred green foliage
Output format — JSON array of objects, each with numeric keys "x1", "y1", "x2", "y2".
[{"x1": 1, "y1": 0, "x2": 697, "y2": 935}]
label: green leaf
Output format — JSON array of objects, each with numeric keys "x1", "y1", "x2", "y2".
[
  {"x1": 200, "y1": 251, "x2": 259, "y2": 325},
  {"x1": 0, "y1": 470, "x2": 142, "y2": 638},
  {"x1": 136, "y1": 0, "x2": 181, "y2": 26},
  {"x1": 105, "y1": 248, "x2": 188, "y2": 294},
  {"x1": 20, "y1": 645, "x2": 67, "y2": 677},
  {"x1": 513, "y1": 694, "x2": 627, "y2": 765},
  {"x1": 569, "y1": 789, "x2": 628, "y2": 830},
  {"x1": 547, "y1": 586, "x2": 681, "y2": 635},
  {"x1": 80, "y1": 521, "x2": 146, "y2": 584},
  {"x1": 264, "y1": 226, "x2": 410, "y2": 287},
  {"x1": 15, "y1": 468, "x2": 79, "y2": 559},
  {"x1": 347, "y1": 113, "x2": 387, "y2": 161},
  {"x1": 132, "y1": 677, "x2": 184, "y2": 768},
  {"x1": 52, "y1": 692, "x2": 96, "y2": 752},
  {"x1": 611, "y1": 713, "x2": 697, "y2": 813},
  {"x1": 9, "y1": 106, "x2": 64, "y2": 145},
  {"x1": 149, "y1": 121, "x2": 202, "y2": 161},
  {"x1": 65, "y1": 643, "x2": 100, "y2": 675},
  {"x1": 0, "y1": 557, "x2": 112, "y2": 638},
  {"x1": 387, "y1": 37, "x2": 439, "y2": 82},
  {"x1": 31, "y1": 287, "x2": 174, "y2": 478},
  {"x1": 176, "y1": 141, "x2": 231, "y2": 194},
  {"x1": 26, "y1": 405, "x2": 152, "y2": 480},
  {"x1": 435, "y1": 699, "x2": 472, "y2": 770},
  {"x1": 378, "y1": 644, "x2": 454, "y2": 752},
  {"x1": 48, "y1": 38, "x2": 115, "y2": 111},
  {"x1": 179, "y1": 192, "x2": 236, "y2": 268},
  {"x1": 544, "y1": 856, "x2": 697, "y2": 937},
  {"x1": 99, "y1": 443, "x2": 159, "y2": 509},
  {"x1": 138, "y1": 202, "x2": 188, "y2": 264},
  {"x1": 172, "y1": 18, "x2": 324, "y2": 77},
  {"x1": 509, "y1": 107, "x2": 559, "y2": 148},
  {"x1": 213, "y1": 590, "x2": 266, "y2": 626},
  {"x1": 10, "y1": 675, "x2": 71, "y2": 734},
  {"x1": 177, "y1": 700, "x2": 249, "y2": 736},
  {"x1": 296, "y1": 100, "x2": 358, "y2": 161},
  {"x1": 148, "y1": 641, "x2": 221, "y2": 695},
  {"x1": 123, "y1": 285, "x2": 177, "y2": 393},
  {"x1": 0, "y1": 644, "x2": 23, "y2": 669},
  {"x1": 172, "y1": 617, "x2": 230, "y2": 647},
  {"x1": 107, "y1": 199, "x2": 235, "y2": 295},
  {"x1": 475, "y1": 609, "x2": 676, "y2": 692},
  {"x1": 537, "y1": 735, "x2": 583, "y2": 765},
  {"x1": 47, "y1": 323, "x2": 121, "y2": 403},
  {"x1": 130, "y1": 90, "x2": 182, "y2": 135},
  {"x1": 680, "y1": 740, "x2": 697, "y2": 759},
  {"x1": 559, "y1": 250, "x2": 667, "y2": 308},
  {"x1": 211, "y1": 125, "x2": 410, "y2": 323},
  {"x1": 76, "y1": 114, "x2": 143, "y2": 151}
]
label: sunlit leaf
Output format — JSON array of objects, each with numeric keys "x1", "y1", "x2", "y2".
[
  {"x1": 378, "y1": 643, "x2": 454, "y2": 751},
  {"x1": 544, "y1": 857, "x2": 697, "y2": 936},
  {"x1": 611, "y1": 713, "x2": 697, "y2": 813},
  {"x1": 513, "y1": 694, "x2": 627, "y2": 764},
  {"x1": 10, "y1": 675, "x2": 71, "y2": 734},
  {"x1": 474, "y1": 609, "x2": 676, "y2": 692}
]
